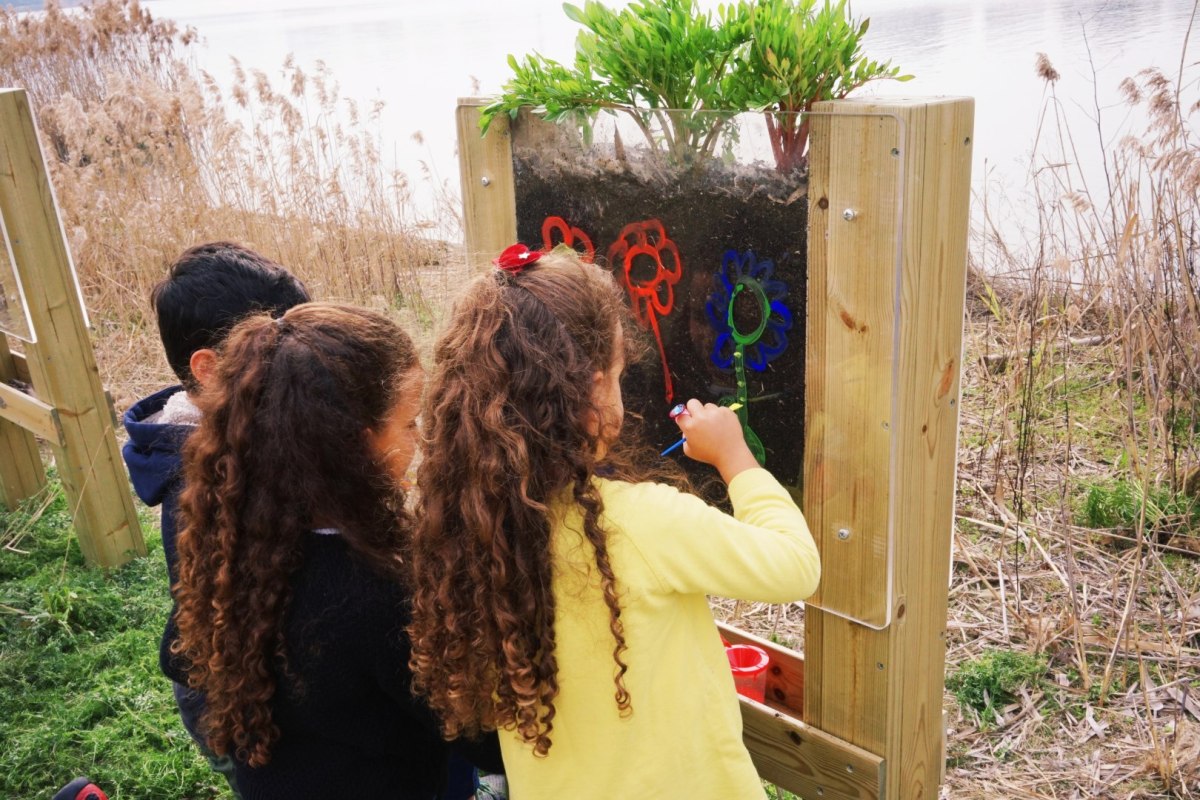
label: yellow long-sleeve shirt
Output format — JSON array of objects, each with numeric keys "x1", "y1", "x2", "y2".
[{"x1": 499, "y1": 467, "x2": 821, "y2": 799}]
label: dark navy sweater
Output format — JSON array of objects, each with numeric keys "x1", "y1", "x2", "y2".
[{"x1": 161, "y1": 533, "x2": 502, "y2": 799}]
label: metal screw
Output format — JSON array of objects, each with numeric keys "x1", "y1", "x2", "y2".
[
  {"x1": 890, "y1": 147, "x2": 900, "y2": 157},
  {"x1": 846, "y1": 764, "x2": 855, "y2": 774},
  {"x1": 964, "y1": 136, "x2": 972, "y2": 146},
  {"x1": 876, "y1": 661, "x2": 885, "y2": 671},
  {"x1": 842, "y1": 208, "x2": 857, "y2": 222},
  {"x1": 837, "y1": 528, "x2": 851, "y2": 541},
  {"x1": 950, "y1": 398, "x2": 957, "y2": 407},
  {"x1": 881, "y1": 421, "x2": 890, "y2": 430},
  {"x1": 481, "y1": 176, "x2": 491, "y2": 186}
]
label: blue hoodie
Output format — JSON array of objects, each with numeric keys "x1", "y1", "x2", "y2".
[
  {"x1": 121, "y1": 385, "x2": 207, "y2": 738},
  {"x1": 122, "y1": 385, "x2": 193, "y2": 585}
]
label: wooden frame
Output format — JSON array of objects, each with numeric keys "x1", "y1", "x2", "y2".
[
  {"x1": 458, "y1": 95, "x2": 972, "y2": 799},
  {"x1": 0, "y1": 88, "x2": 145, "y2": 568}
]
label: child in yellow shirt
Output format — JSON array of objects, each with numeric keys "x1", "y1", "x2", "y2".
[{"x1": 407, "y1": 247, "x2": 820, "y2": 799}]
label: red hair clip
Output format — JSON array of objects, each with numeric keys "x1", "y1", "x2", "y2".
[{"x1": 493, "y1": 243, "x2": 542, "y2": 274}]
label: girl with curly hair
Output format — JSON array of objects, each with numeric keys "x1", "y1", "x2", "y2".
[
  {"x1": 169, "y1": 303, "x2": 500, "y2": 799},
  {"x1": 407, "y1": 248, "x2": 822, "y2": 799}
]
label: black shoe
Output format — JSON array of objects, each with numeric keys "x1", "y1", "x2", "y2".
[{"x1": 52, "y1": 778, "x2": 108, "y2": 800}]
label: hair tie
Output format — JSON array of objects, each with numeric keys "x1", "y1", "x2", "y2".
[{"x1": 494, "y1": 243, "x2": 542, "y2": 275}]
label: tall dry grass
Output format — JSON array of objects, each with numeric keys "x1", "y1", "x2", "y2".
[
  {"x1": 944, "y1": 26, "x2": 1200, "y2": 795},
  {"x1": 0, "y1": 0, "x2": 454, "y2": 405}
]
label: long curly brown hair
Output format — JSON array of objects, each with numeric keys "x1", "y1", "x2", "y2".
[
  {"x1": 407, "y1": 250, "x2": 685, "y2": 756},
  {"x1": 171, "y1": 302, "x2": 418, "y2": 767}
]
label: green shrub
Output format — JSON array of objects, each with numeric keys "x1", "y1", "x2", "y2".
[
  {"x1": 947, "y1": 649, "x2": 1046, "y2": 727},
  {"x1": 1078, "y1": 478, "x2": 1200, "y2": 535},
  {"x1": 482, "y1": 0, "x2": 907, "y2": 171}
]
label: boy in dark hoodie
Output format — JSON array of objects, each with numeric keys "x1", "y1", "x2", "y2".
[{"x1": 122, "y1": 242, "x2": 310, "y2": 795}]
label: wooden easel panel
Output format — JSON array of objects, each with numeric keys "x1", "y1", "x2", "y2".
[{"x1": 804, "y1": 111, "x2": 903, "y2": 630}]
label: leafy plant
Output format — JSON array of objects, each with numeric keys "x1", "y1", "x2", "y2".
[
  {"x1": 947, "y1": 649, "x2": 1047, "y2": 727},
  {"x1": 1078, "y1": 478, "x2": 1200, "y2": 536},
  {"x1": 482, "y1": 0, "x2": 749, "y2": 165},
  {"x1": 727, "y1": 0, "x2": 912, "y2": 172},
  {"x1": 482, "y1": 0, "x2": 909, "y2": 173}
]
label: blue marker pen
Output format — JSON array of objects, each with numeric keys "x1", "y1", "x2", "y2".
[{"x1": 660, "y1": 402, "x2": 742, "y2": 456}]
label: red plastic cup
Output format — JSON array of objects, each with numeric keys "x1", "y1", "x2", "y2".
[{"x1": 726, "y1": 644, "x2": 770, "y2": 702}]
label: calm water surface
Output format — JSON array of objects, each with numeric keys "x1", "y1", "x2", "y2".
[{"x1": 121, "y1": 0, "x2": 1200, "y2": 232}]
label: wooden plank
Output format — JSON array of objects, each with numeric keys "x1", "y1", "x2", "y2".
[
  {"x1": 0, "y1": 380, "x2": 61, "y2": 444},
  {"x1": 739, "y1": 695, "x2": 884, "y2": 800},
  {"x1": 0, "y1": 89, "x2": 145, "y2": 567},
  {"x1": 457, "y1": 98, "x2": 516, "y2": 271},
  {"x1": 715, "y1": 622, "x2": 881, "y2": 796},
  {"x1": 716, "y1": 620, "x2": 805, "y2": 714},
  {"x1": 10, "y1": 348, "x2": 30, "y2": 384},
  {"x1": 0, "y1": 335, "x2": 45, "y2": 507},
  {"x1": 804, "y1": 111, "x2": 902, "y2": 629},
  {"x1": 803, "y1": 97, "x2": 974, "y2": 799}
]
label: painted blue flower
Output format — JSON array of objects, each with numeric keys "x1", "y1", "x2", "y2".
[{"x1": 705, "y1": 249, "x2": 794, "y2": 371}]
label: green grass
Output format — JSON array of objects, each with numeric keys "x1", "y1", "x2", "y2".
[
  {"x1": 0, "y1": 482, "x2": 226, "y2": 800},
  {"x1": 1077, "y1": 478, "x2": 1200, "y2": 535},
  {"x1": 946, "y1": 649, "x2": 1047, "y2": 728}
]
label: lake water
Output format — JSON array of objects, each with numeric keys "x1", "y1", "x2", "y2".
[{"x1": 17, "y1": 0, "x2": 1200, "y2": 241}]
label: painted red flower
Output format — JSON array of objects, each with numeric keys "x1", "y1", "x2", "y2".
[
  {"x1": 493, "y1": 243, "x2": 542, "y2": 274},
  {"x1": 541, "y1": 216, "x2": 595, "y2": 262},
  {"x1": 606, "y1": 219, "x2": 683, "y2": 402}
]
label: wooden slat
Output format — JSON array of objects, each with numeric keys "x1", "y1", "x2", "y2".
[
  {"x1": 457, "y1": 98, "x2": 516, "y2": 271},
  {"x1": 0, "y1": 380, "x2": 61, "y2": 444},
  {"x1": 803, "y1": 97, "x2": 974, "y2": 799},
  {"x1": 0, "y1": 89, "x2": 144, "y2": 567},
  {"x1": 716, "y1": 620, "x2": 804, "y2": 714},
  {"x1": 11, "y1": 349, "x2": 31, "y2": 384},
  {"x1": 739, "y1": 695, "x2": 884, "y2": 800},
  {"x1": 0, "y1": 334, "x2": 45, "y2": 507},
  {"x1": 803, "y1": 111, "x2": 902, "y2": 629}
]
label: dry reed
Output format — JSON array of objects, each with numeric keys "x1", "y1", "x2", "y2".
[{"x1": 1, "y1": 0, "x2": 457, "y2": 407}]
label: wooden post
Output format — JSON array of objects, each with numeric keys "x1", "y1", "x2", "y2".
[
  {"x1": 0, "y1": 88, "x2": 144, "y2": 567},
  {"x1": 803, "y1": 97, "x2": 973, "y2": 798},
  {"x1": 0, "y1": 334, "x2": 46, "y2": 508},
  {"x1": 457, "y1": 98, "x2": 516, "y2": 271}
]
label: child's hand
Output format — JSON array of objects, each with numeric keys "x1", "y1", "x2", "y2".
[{"x1": 675, "y1": 399, "x2": 760, "y2": 484}]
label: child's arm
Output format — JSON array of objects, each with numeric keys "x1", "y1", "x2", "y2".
[
  {"x1": 620, "y1": 474, "x2": 820, "y2": 603},
  {"x1": 673, "y1": 398, "x2": 759, "y2": 484},
  {"x1": 617, "y1": 399, "x2": 820, "y2": 602}
]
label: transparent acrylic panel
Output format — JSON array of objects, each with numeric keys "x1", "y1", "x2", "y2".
[
  {"x1": 0, "y1": 211, "x2": 35, "y2": 343},
  {"x1": 509, "y1": 108, "x2": 905, "y2": 629}
]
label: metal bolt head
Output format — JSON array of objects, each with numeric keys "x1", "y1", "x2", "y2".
[
  {"x1": 481, "y1": 176, "x2": 491, "y2": 186},
  {"x1": 837, "y1": 528, "x2": 851, "y2": 541},
  {"x1": 842, "y1": 208, "x2": 857, "y2": 221}
]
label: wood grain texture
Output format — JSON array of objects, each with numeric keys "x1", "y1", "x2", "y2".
[
  {"x1": 0, "y1": 336, "x2": 45, "y2": 507},
  {"x1": 803, "y1": 96, "x2": 973, "y2": 799},
  {"x1": 0, "y1": 380, "x2": 61, "y2": 444},
  {"x1": 9, "y1": 348, "x2": 31, "y2": 383},
  {"x1": 0, "y1": 89, "x2": 144, "y2": 566},
  {"x1": 804, "y1": 110, "x2": 902, "y2": 628},
  {"x1": 738, "y1": 694, "x2": 884, "y2": 800},
  {"x1": 457, "y1": 99, "x2": 516, "y2": 271}
]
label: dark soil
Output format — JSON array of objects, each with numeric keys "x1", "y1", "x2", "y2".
[{"x1": 512, "y1": 138, "x2": 809, "y2": 493}]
